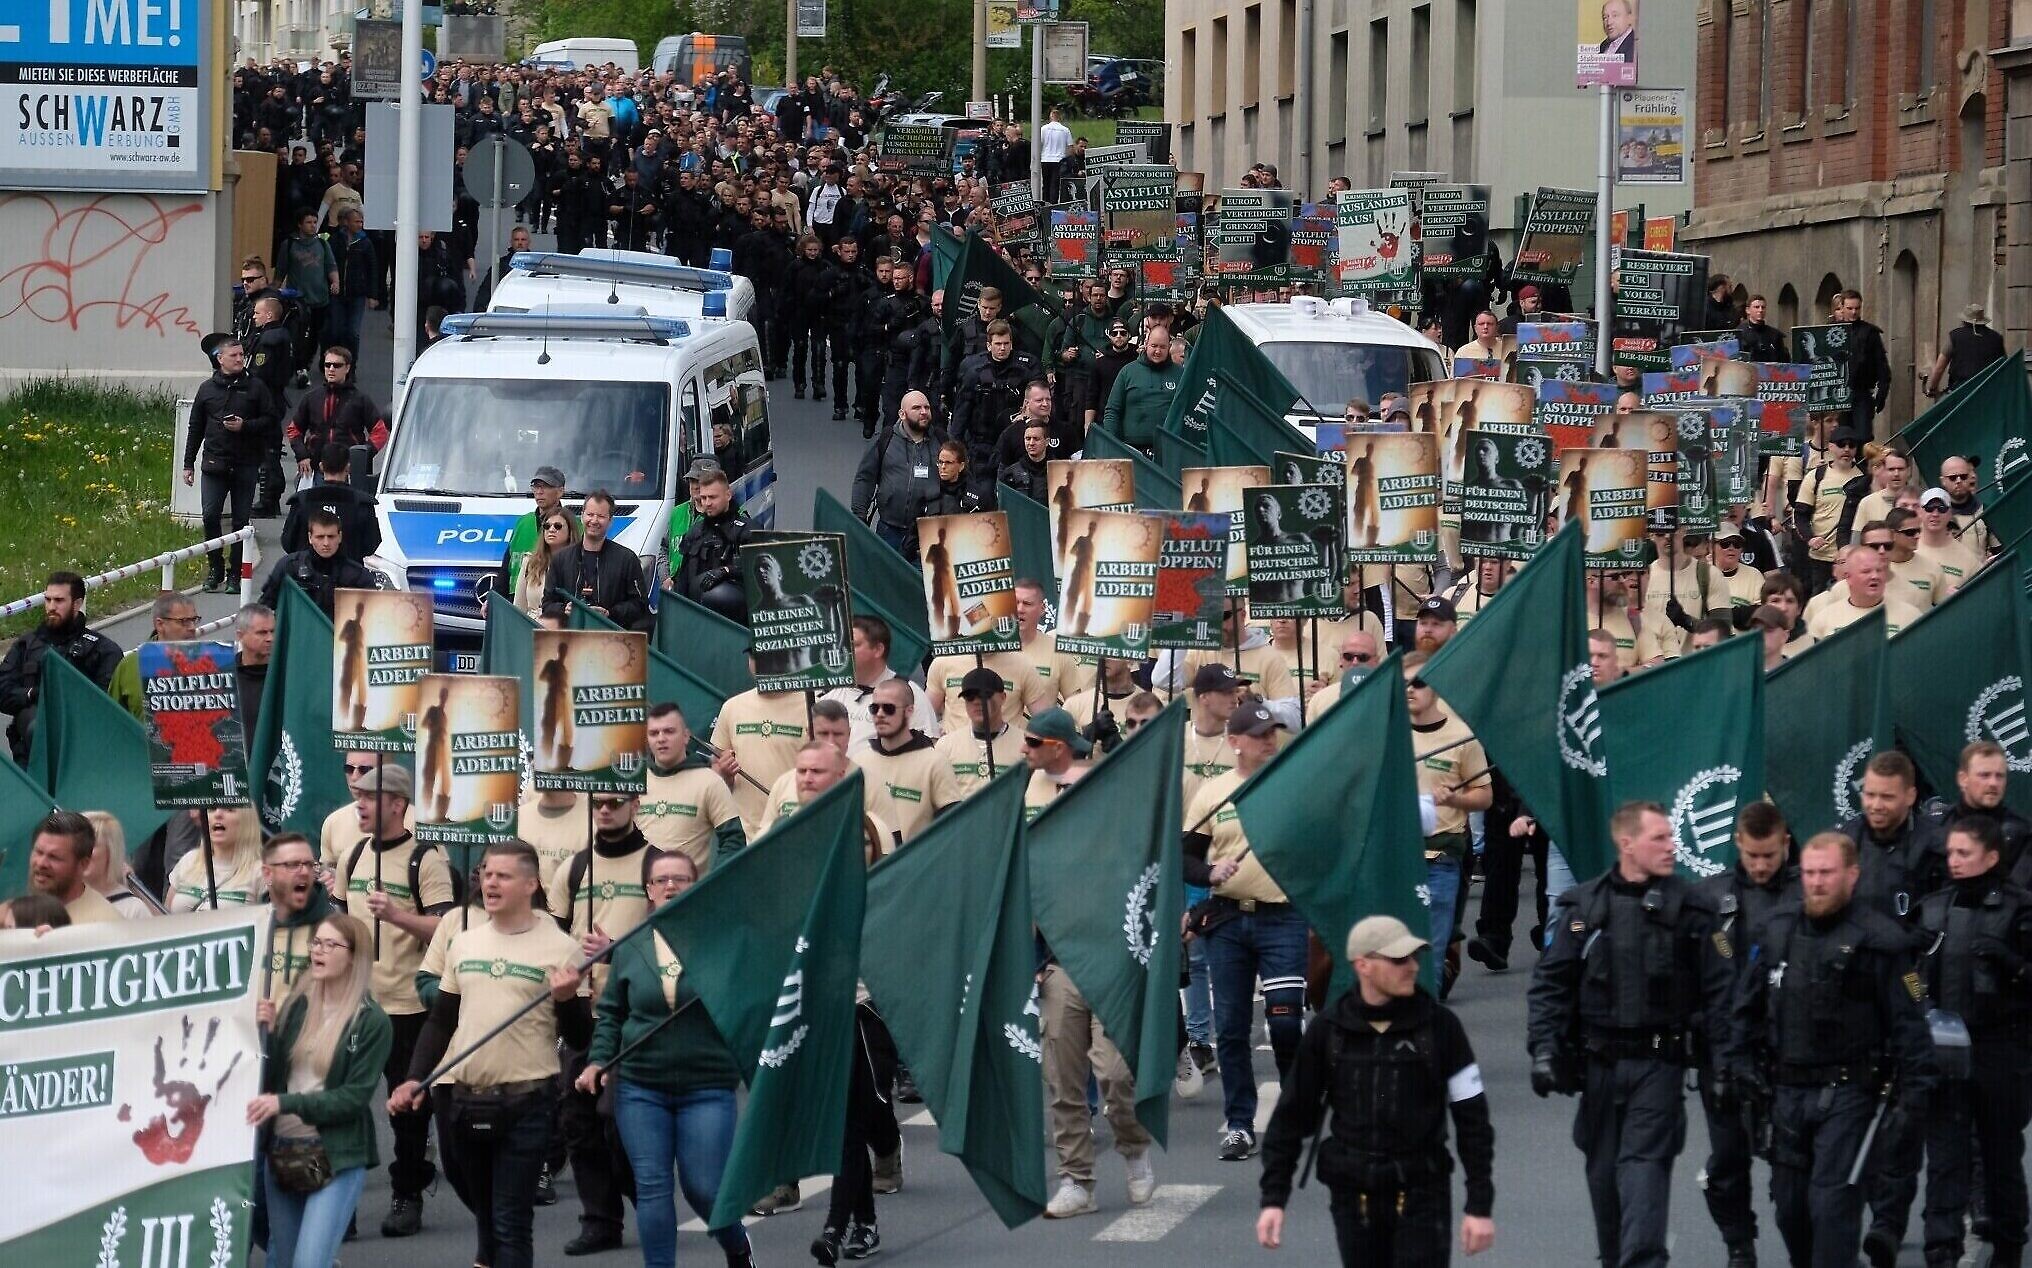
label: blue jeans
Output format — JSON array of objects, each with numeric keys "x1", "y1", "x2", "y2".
[
  {"x1": 1425, "y1": 855, "x2": 1461, "y2": 951},
  {"x1": 1203, "y1": 906, "x2": 1310, "y2": 1133},
  {"x1": 1544, "y1": 843, "x2": 1580, "y2": 940},
  {"x1": 260, "y1": 1157, "x2": 366, "y2": 1268},
  {"x1": 1183, "y1": 934, "x2": 1214, "y2": 1045},
  {"x1": 612, "y1": 1081, "x2": 749, "y2": 1261}
]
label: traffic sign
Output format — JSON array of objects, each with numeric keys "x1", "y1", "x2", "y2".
[
  {"x1": 420, "y1": 47, "x2": 437, "y2": 78},
  {"x1": 466, "y1": 135, "x2": 536, "y2": 207}
]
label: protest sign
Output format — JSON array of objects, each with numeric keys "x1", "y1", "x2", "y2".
[
  {"x1": 1709, "y1": 403, "x2": 1761, "y2": 505},
  {"x1": 1101, "y1": 165, "x2": 1179, "y2": 266},
  {"x1": 1534, "y1": 380, "x2": 1621, "y2": 452},
  {"x1": 1344, "y1": 433, "x2": 1442, "y2": 564},
  {"x1": 1753, "y1": 363, "x2": 1812, "y2": 456},
  {"x1": 1288, "y1": 203, "x2": 1335, "y2": 286},
  {"x1": 1596, "y1": 412, "x2": 1682, "y2": 532},
  {"x1": 412, "y1": 674, "x2": 522, "y2": 850},
  {"x1": 1115, "y1": 118, "x2": 1172, "y2": 164},
  {"x1": 1333, "y1": 189, "x2": 1420, "y2": 303},
  {"x1": 1213, "y1": 189, "x2": 1295, "y2": 282},
  {"x1": 992, "y1": 182, "x2": 1040, "y2": 247},
  {"x1": 1641, "y1": 369, "x2": 1705, "y2": 406},
  {"x1": 1150, "y1": 512, "x2": 1233, "y2": 650},
  {"x1": 1053, "y1": 510, "x2": 1162, "y2": 658},
  {"x1": 1409, "y1": 378, "x2": 1534, "y2": 514},
  {"x1": 1512, "y1": 188, "x2": 1595, "y2": 287},
  {"x1": 140, "y1": 641, "x2": 248, "y2": 808},
  {"x1": 1272, "y1": 451, "x2": 1346, "y2": 488},
  {"x1": 1611, "y1": 249, "x2": 1709, "y2": 374},
  {"x1": 331, "y1": 590, "x2": 433, "y2": 752},
  {"x1": 1791, "y1": 324, "x2": 1855, "y2": 411},
  {"x1": 740, "y1": 536, "x2": 856, "y2": 695},
  {"x1": 1180, "y1": 465, "x2": 1270, "y2": 596},
  {"x1": 1245, "y1": 485, "x2": 1347, "y2": 617},
  {"x1": 1048, "y1": 209, "x2": 1100, "y2": 276},
  {"x1": 1047, "y1": 459, "x2": 1137, "y2": 576},
  {"x1": 1669, "y1": 337, "x2": 1741, "y2": 369},
  {"x1": 1461, "y1": 429, "x2": 1557, "y2": 559},
  {"x1": 0, "y1": 906, "x2": 268, "y2": 1265},
  {"x1": 879, "y1": 124, "x2": 950, "y2": 176},
  {"x1": 1517, "y1": 321, "x2": 1597, "y2": 365},
  {"x1": 920, "y1": 513, "x2": 1022, "y2": 656},
  {"x1": 1654, "y1": 407, "x2": 1720, "y2": 532},
  {"x1": 1556, "y1": 448, "x2": 1650, "y2": 568},
  {"x1": 530, "y1": 628, "x2": 649, "y2": 792},
  {"x1": 1418, "y1": 185, "x2": 1492, "y2": 279}
]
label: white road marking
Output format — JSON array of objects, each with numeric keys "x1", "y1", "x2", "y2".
[
  {"x1": 1093, "y1": 1184, "x2": 1222, "y2": 1241},
  {"x1": 679, "y1": 1175, "x2": 834, "y2": 1232},
  {"x1": 1254, "y1": 1080, "x2": 1281, "y2": 1135}
]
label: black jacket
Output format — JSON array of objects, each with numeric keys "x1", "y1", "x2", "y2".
[
  {"x1": 1840, "y1": 812, "x2": 1944, "y2": 923},
  {"x1": 822, "y1": 259, "x2": 878, "y2": 336},
  {"x1": 183, "y1": 368, "x2": 282, "y2": 473},
  {"x1": 920, "y1": 479, "x2": 984, "y2": 520},
  {"x1": 543, "y1": 539, "x2": 651, "y2": 631},
  {"x1": 286, "y1": 381, "x2": 384, "y2": 460},
  {"x1": 281, "y1": 481, "x2": 381, "y2": 560},
  {"x1": 871, "y1": 289, "x2": 931, "y2": 356},
  {"x1": 1086, "y1": 347, "x2": 1137, "y2": 419},
  {"x1": 1735, "y1": 319, "x2": 1788, "y2": 363},
  {"x1": 1847, "y1": 319, "x2": 1893, "y2": 411},
  {"x1": 950, "y1": 351, "x2": 1038, "y2": 456},
  {"x1": 248, "y1": 321, "x2": 295, "y2": 401},
  {"x1": 260, "y1": 548, "x2": 380, "y2": 616},
  {"x1": 0, "y1": 612, "x2": 123, "y2": 762},
  {"x1": 997, "y1": 455, "x2": 1048, "y2": 504},
  {"x1": 671, "y1": 510, "x2": 753, "y2": 616}
]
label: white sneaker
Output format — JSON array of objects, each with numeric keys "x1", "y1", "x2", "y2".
[
  {"x1": 1125, "y1": 1153, "x2": 1157, "y2": 1205},
  {"x1": 1174, "y1": 1047, "x2": 1204, "y2": 1099},
  {"x1": 1044, "y1": 1178, "x2": 1097, "y2": 1219}
]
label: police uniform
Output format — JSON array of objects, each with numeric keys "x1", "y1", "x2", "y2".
[
  {"x1": 1526, "y1": 869, "x2": 1732, "y2": 1268},
  {"x1": 1916, "y1": 866, "x2": 2032, "y2": 1265},
  {"x1": 1726, "y1": 898, "x2": 1938, "y2": 1268},
  {"x1": 1925, "y1": 796, "x2": 2032, "y2": 887}
]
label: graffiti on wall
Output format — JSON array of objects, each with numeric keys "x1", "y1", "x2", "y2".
[{"x1": 0, "y1": 194, "x2": 207, "y2": 339}]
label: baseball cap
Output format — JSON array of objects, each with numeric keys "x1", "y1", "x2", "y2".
[
  {"x1": 1921, "y1": 486, "x2": 1952, "y2": 510},
  {"x1": 1192, "y1": 662, "x2": 1243, "y2": 694},
  {"x1": 959, "y1": 666, "x2": 1008, "y2": 699},
  {"x1": 1416, "y1": 595, "x2": 1457, "y2": 622},
  {"x1": 353, "y1": 763, "x2": 414, "y2": 800},
  {"x1": 200, "y1": 331, "x2": 235, "y2": 360},
  {"x1": 684, "y1": 456, "x2": 727, "y2": 483},
  {"x1": 1025, "y1": 707, "x2": 1092, "y2": 757},
  {"x1": 530, "y1": 465, "x2": 566, "y2": 488},
  {"x1": 1345, "y1": 914, "x2": 1429, "y2": 961},
  {"x1": 1516, "y1": 284, "x2": 1541, "y2": 301},
  {"x1": 1107, "y1": 318, "x2": 1132, "y2": 336},
  {"x1": 1227, "y1": 699, "x2": 1284, "y2": 737},
  {"x1": 1748, "y1": 604, "x2": 1791, "y2": 632}
]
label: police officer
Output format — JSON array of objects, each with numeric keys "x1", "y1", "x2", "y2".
[
  {"x1": 871, "y1": 268, "x2": 931, "y2": 427},
  {"x1": 1694, "y1": 802, "x2": 1799, "y2": 1268},
  {"x1": 1526, "y1": 800, "x2": 1732, "y2": 1268},
  {"x1": 1725, "y1": 831, "x2": 1938, "y2": 1268},
  {"x1": 1924, "y1": 740, "x2": 2032, "y2": 882},
  {"x1": 667, "y1": 459, "x2": 751, "y2": 624},
  {"x1": 821, "y1": 236, "x2": 877, "y2": 425},
  {"x1": 1258, "y1": 915, "x2": 1496, "y2": 1265},
  {"x1": 248, "y1": 293, "x2": 297, "y2": 517},
  {"x1": 950, "y1": 320, "x2": 1038, "y2": 503},
  {"x1": 1916, "y1": 815, "x2": 2032, "y2": 1268},
  {"x1": 0, "y1": 570, "x2": 122, "y2": 763}
]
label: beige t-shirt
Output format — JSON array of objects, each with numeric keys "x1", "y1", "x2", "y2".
[
  {"x1": 1021, "y1": 629, "x2": 1094, "y2": 702},
  {"x1": 1590, "y1": 606, "x2": 1640, "y2": 670},
  {"x1": 1181, "y1": 724, "x2": 1237, "y2": 808},
  {"x1": 753, "y1": 770, "x2": 883, "y2": 837},
  {"x1": 1915, "y1": 535, "x2": 1985, "y2": 597},
  {"x1": 1023, "y1": 766, "x2": 1083, "y2": 820},
  {"x1": 167, "y1": 845, "x2": 263, "y2": 911},
  {"x1": 1719, "y1": 564, "x2": 1766, "y2": 610},
  {"x1": 1180, "y1": 642, "x2": 1298, "y2": 700},
  {"x1": 1412, "y1": 714, "x2": 1485, "y2": 842},
  {"x1": 517, "y1": 792, "x2": 588, "y2": 881},
  {"x1": 926, "y1": 651, "x2": 1054, "y2": 731},
  {"x1": 1887, "y1": 554, "x2": 1946, "y2": 610},
  {"x1": 932, "y1": 724, "x2": 1028, "y2": 797},
  {"x1": 1187, "y1": 768, "x2": 1285, "y2": 904},
  {"x1": 1802, "y1": 461, "x2": 1863, "y2": 561},
  {"x1": 638, "y1": 766, "x2": 743, "y2": 868},
  {"x1": 710, "y1": 689, "x2": 812, "y2": 835},
  {"x1": 439, "y1": 918, "x2": 581, "y2": 1087},
  {"x1": 1806, "y1": 596, "x2": 1923, "y2": 640},
  {"x1": 852, "y1": 737, "x2": 964, "y2": 843},
  {"x1": 1065, "y1": 687, "x2": 1138, "y2": 731},
  {"x1": 547, "y1": 840, "x2": 659, "y2": 995},
  {"x1": 63, "y1": 886, "x2": 123, "y2": 925},
  {"x1": 335, "y1": 835, "x2": 456, "y2": 1016},
  {"x1": 421, "y1": 906, "x2": 491, "y2": 987},
  {"x1": 1314, "y1": 607, "x2": 1389, "y2": 651}
]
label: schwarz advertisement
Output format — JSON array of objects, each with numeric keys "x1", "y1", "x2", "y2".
[{"x1": 1, "y1": 0, "x2": 215, "y2": 192}]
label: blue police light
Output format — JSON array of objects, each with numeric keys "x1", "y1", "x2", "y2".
[
  {"x1": 432, "y1": 577, "x2": 458, "y2": 590},
  {"x1": 702, "y1": 291, "x2": 728, "y2": 318},
  {"x1": 709, "y1": 247, "x2": 734, "y2": 271}
]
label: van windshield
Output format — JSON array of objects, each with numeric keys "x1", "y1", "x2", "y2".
[
  {"x1": 385, "y1": 378, "x2": 669, "y2": 497},
  {"x1": 1258, "y1": 341, "x2": 1447, "y2": 413}
]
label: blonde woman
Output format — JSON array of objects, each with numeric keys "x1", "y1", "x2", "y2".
[
  {"x1": 250, "y1": 913, "x2": 392, "y2": 1268},
  {"x1": 167, "y1": 805, "x2": 267, "y2": 910},
  {"x1": 82, "y1": 810, "x2": 151, "y2": 918},
  {"x1": 513, "y1": 510, "x2": 579, "y2": 615}
]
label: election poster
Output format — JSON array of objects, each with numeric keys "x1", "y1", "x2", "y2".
[
  {"x1": 1180, "y1": 465, "x2": 1270, "y2": 596},
  {"x1": 140, "y1": 641, "x2": 248, "y2": 808},
  {"x1": 1578, "y1": 0, "x2": 1639, "y2": 86},
  {"x1": 1512, "y1": 188, "x2": 1595, "y2": 287},
  {"x1": 0, "y1": 906, "x2": 268, "y2": 1265},
  {"x1": 1556, "y1": 448, "x2": 1650, "y2": 568},
  {"x1": 1101, "y1": 165, "x2": 1179, "y2": 266},
  {"x1": 878, "y1": 124, "x2": 950, "y2": 176},
  {"x1": 1053, "y1": 510, "x2": 1162, "y2": 658},
  {"x1": 739, "y1": 537, "x2": 855, "y2": 695},
  {"x1": 986, "y1": 0, "x2": 1020, "y2": 47},
  {"x1": 1611, "y1": 249, "x2": 1709, "y2": 374},
  {"x1": 332, "y1": 590, "x2": 433, "y2": 752},
  {"x1": 1460, "y1": 429, "x2": 1556, "y2": 559},
  {"x1": 1753, "y1": 363, "x2": 1812, "y2": 456},
  {"x1": 1244, "y1": 485, "x2": 1347, "y2": 617},
  {"x1": 1149, "y1": 512, "x2": 1232, "y2": 650},
  {"x1": 992, "y1": 181, "x2": 1040, "y2": 247},
  {"x1": 1616, "y1": 89, "x2": 1685, "y2": 184},
  {"x1": 798, "y1": 0, "x2": 829, "y2": 37},
  {"x1": 1333, "y1": 189, "x2": 1420, "y2": 303},
  {"x1": 1115, "y1": 118, "x2": 1173, "y2": 164},
  {"x1": 412, "y1": 674, "x2": 522, "y2": 851},
  {"x1": 1047, "y1": 459, "x2": 1136, "y2": 575},
  {"x1": 1534, "y1": 379, "x2": 1621, "y2": 452},
  {"x1": 1343, "y1": 433, "x2": 1442, "y2": 565},
  {"x1": 1791, "y1": 324, "x2": 1855, "y2": 411},
  {"x1": 530, "y1": 629, "x2": 649, "y2": 792},
  {"x1": 1418, "y1": 185, "x2": 1492, "y2": 279},
  {"x1": 920, "y1": 512, "x2": 1022, "y2": 656},
  {"x1": 1213, "y1": 189, "x2": 1295, "y2": 281}
]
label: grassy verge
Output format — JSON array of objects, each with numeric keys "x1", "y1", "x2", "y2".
[
  {"x1": 1067, "y1": 105, "x2": 1163, "y2": 147},
  {"x1": 0, "y1": 379, "x2": 189, "y2": 639}
]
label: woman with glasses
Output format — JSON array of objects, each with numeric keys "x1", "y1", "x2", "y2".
[
  {"x1": 250, "y1": 913, "x2": 392, "y2": 1268},
  {"x1": 168, "y1": 804, "x2": 268, "y2": 911},
  {"x1": 514, "y1": 512, "x2": 581, "y2": 616},
  {"x1": 917, "y1": 440, "x2": 982, "y2": 522},
  {"x1": 577, "y1": 851, "x2": 755, "y2": 1268}
]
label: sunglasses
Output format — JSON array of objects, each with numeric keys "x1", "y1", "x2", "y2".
[
  {"x1": 343, "y1": 762, "x2": 376, "y2": 776},
  {"x1": 1945, "y1": 472, "x2": 1976, "y2": 481},
  {"x1": 868, "y1": 702, "x2": 901, "y2": 716},
  {"x1": 1342, "y1": 651, "x2": 1374, "y2": 664},
  {"x1": 592, "y1": 797, "x2": 631, "y2": 810},
  {"x1": 322, "y1": 360, "x2": 348, "y2": 370},
  {"x1": 240, "y1": 275, "x2": 264, "y2": 285},
  {"x1": 1408, "y1": 677, "x2": 1431, "y2": 690},
  {"x1": 1123, "y1": 717, "x2": 1147, "y2": 731},
  {"x1": 1896, "y1": 527, "x2": 1921, "y2": 538},
  {"x1": 1022, "y1": 735, "x2": 1050, "y2": 748}
]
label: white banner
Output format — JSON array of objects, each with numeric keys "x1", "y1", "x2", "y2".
[{"x1": 0, "y1": 906, "x2": 269, "y2": 1264}]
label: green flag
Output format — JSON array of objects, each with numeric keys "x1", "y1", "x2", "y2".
[
  {"x1": 1887, "y1": 554, "x2": 2032, "y2": 815},
  {"x1": 1598, "y1": 634, "x2": 1765, "y2": 880},
  {"x1": 1164, "y1": 306, "x2": 1306, "y2": 454},
  {"x1": 1155, "y1": 425, "x2": 1209, "y2": 485},
  {"x1": 1766, "y1": 608, "x2": 1888, "y2": 837},
  {"x1": 1902, "y1": 352, "x2": 2031, "y2": 496},
  {"x1": 654, "y1": 593, "x2": 756, "y2": 700},
  {"x1": 1027, "y1": 701, "x2": 1187, "y2": 1143},
  {"x1": 569, "y1": 603, "x2": 726, "y2": 738},
  {"x1": 1084, "y1": 425, "x2": 1182, "y2": 510},
  {"x1": 943, "y1": 231, "x2": 1055, "y2": 361},
  {"x1": 863, "y1": 770, "x2": 1049, "y2": 1227},
  {"x1": 1234, "y1": 650, "x2": 1435, "y2": 993},
  {"x1": 0, "y1": 752, "x2": 57, "y2": 897},
  {"x1": 249, "y1": 580, "x2": 351, "y2": 837},
  {"x1": 27, "y1": 650, "x2": 169, "y2": 851},
  {"x1": 649, "y1": 772, "x2": 869, "y2": 1228},
  {"x1": 928, "y1": 224, "x2": 965, "y2": 293},
  {"x1": 999, "y1": 483, "x2": 1058, "y2": 594},
  {"x1": 1893, "y1": 345, "x2": 2011, "y2": 448},
  {"x1": 480, "y1": 599, "x2": 538, "y2": 741},
  {"x1": 1978, "y1": 470, "x2": 2032, "y2": 551},
  {"x1": 814, "y1": 488, "x2": 933, "y2": 673},
  {"x1": 1422, "y1": 522, "x2": 1616, "y2": 878}
]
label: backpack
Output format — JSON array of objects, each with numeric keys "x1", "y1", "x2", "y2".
[
  {"x1": 561, "y1": 845, "x2": 665, "y2": 927},
  {"x1": 344, "y1": 838, "x2": 465, "y2": 911}
]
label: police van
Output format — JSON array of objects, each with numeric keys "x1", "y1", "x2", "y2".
[
  {"x1": 488, "y1": 248, "x2": 757, "y2": 326},
  {"x1": 1223, "y1": 296, "x2": 1449, "y2": 434},
  {"x1": 367, "y1": 309, "x2": 776, "y2": 663}
]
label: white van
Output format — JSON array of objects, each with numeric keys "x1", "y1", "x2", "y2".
[
  {"x1": 488, "y1": 248, "x2": 756, "y2": 326},
  {"x1": 525, "y1": 38, "x2": 640, "y2": 74},
  {"x1": 367, "y1": 309, "x2": 775, "y2": 657},
  {"x1": 1222, "y1": 297, "x2": 1449, "y2": 429}
]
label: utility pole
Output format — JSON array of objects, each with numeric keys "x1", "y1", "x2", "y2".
[
  {"x1": 1029, "y1": 26, "x2": 1043, "y2": 198},
  {"x1": 391, "y1": 0, "x2": 424, "y2": 392},
  {"x1": 786, "y1": 0, "x2": 799, "y2": 86},
  {"x1": 1594, "y1": 84, "x2": 1613, "y2": 378},
  {"x1": 973, "y1": 0, "x2": 988, "y2": 102}
]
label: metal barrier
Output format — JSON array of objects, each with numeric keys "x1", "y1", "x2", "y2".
[{"x1": 0, "y1": 527, "x2": 259, "y2": 620}]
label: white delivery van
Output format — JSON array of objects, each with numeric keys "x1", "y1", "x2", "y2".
[
  {"x1": 525, "y1": 38, "x2": 640, "y2": 74},
  {"x1": 368, "y1": 309, "x2": 776, "y2": 659},
  {"x1": 487, "y1": 248, "x2": 756, "y2": 326},
  {"x1": 1221, "y1": 296, "x2": 1450, "y2": 433}
]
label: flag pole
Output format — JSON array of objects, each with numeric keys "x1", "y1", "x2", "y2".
[
  {"x1": 203, "y1": 826, "x2": 220, "y2": 911},
  {"x1": 416, "y1": 927, "x2": 644, "y2": 1089},
  {"x1": 688, "y1": 735, "x2": 774, "y2": 795},
  {"x1": 372, "y1": 760, "x2": 383, "y2": 954}
]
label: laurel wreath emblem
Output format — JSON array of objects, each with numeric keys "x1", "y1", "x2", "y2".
[
  {"x1": 1123, "y1": 863, "x2": 1161, "y2": 966},
  {"x1": 1670, "y1": 765, "x2": 1742, "y2": 879},
  {"x1": 1968, "y1": 677, "x2": 2032, "y2": 772},
  {"x1": 1003, "y1": 1022, "x2": 1043, "y2": 1062},
  {"x1": 208, "y1": 1198, "x2": 233, "y2": 1268},
  {"x1": 97, "y1": 1208, "x2": 126, "y2": 1268},
  {"x1": 1832, "y1": 739, "x2": 1872, "y2": 820},
  {"x1": 261, "y1": 732, "x2": 304, "y2": 830}
]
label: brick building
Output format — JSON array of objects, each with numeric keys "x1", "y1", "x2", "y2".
[{"x1": 1683, "y1": 0, "x2": 2011, "y2": 434}]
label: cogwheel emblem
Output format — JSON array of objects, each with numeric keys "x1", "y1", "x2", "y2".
[
  {"x1": 1516, "y1": 438, "x2": 1547, "y2": 469},
  {"x1": 797, "y1": 542, "x2": 833, "y2": 581},
  {"x1": 1298, "y1": 487, "x2": 1333, "y2": 521},
  {"x1": 1676, "y1": 413, "x2": 1706, "y2": 442}
]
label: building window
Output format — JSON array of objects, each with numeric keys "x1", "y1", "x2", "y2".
[
  {"x1": 1244, "y1": 4, "x2": 1262, "y2": 108},
  {"x1": 1368, "y1": 16, "x2": 1389, "y2": 131},
  {"x1": 1758, "y1": 0, "x2": 1773, "y2": 124},
  {"x1": 1715, "y1": 1, "x2": 1734, "y2": 128},
  {"x1": 1797, "y1": 0, "x2": 1814, "y2": 117},
  {"x1": 1454, "y1": 0, "x2": 1476, "y2": 113},
  {"x1": 1212, "y1": 16, "x2": 1229, "y2": 115},
  {"x1": 1410, "y1": 5, "x2": 1431, "y2": 124},
  {"x1": 1181, "y1": 28, "x2": 1198, "y2": 118},
  {"x1": 1842, "y1": 0, "x2": 1857, "y2": 106},
  {"x1": 1915, "y1": 0, "x2": 1938, "y2": 94},
  {"x1": 1329, "y1": 30, "x2": 1350, "y2": 141},
  {"x1": 1279, "y1": 0, "x2": 1297, "y2": 97}
]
